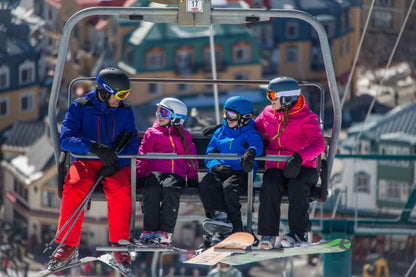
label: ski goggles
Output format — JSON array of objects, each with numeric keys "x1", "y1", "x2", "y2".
[
  {"x1": 223, "y1": 109, "x2": 241, "y2": 121},
  {"x1": 266, "y1": 88, "x2": 301, "y2": 101},
  {"x1": 156, "y1": 106, "x2": 174, "y2": 119},
  {"x1": 155, "y1": 106, "x2": 186, "y2": 121},
  {"x1": 96, "y1": 74, "x2": 130, "y2": 100}
]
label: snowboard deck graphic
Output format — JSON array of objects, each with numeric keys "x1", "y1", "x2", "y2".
[
  {"x1": 184, "y1": 232, "x2": 255, "y2": 266},
  {"x1": 96, "y1": 253, "x2": 135, "y2": 277},
  {"x1": 220, "y1": 238, "x2": 351, "y2": 265},
  {"x1": 96, "y1": 239, "x2": 187, "y2": 253},
  {"x1": 33, "y1": 256, "x2": 97, "y2": 277}
]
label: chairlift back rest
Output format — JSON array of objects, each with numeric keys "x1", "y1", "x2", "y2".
[{"x1": 57, "y1": 131, "x2": 329, "y2": 204}]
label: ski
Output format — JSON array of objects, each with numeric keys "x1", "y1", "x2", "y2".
[
  {"x1": 96, "y1": 253, "x2": 135, "y2": 277},
  {"x1": 96, "y1": 239, "x2": 188, "y2": 253},
  {"x1": 33, "y1": 256, "x2": 97, "y2": 277}
]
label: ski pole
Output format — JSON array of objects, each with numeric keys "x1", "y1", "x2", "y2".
[{"x1": 44, "y1": 175, "x2": 104, "y2": 254}]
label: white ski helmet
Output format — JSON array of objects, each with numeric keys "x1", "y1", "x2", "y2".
[{"x1": 157, "y1": 97, "x2": 187, "y2": 125}]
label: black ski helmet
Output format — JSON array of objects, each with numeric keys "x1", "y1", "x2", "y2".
[
  {"x1": 267, "y1": 77, "x2": 301, "y2": 111},
  {"x1": 96, "y1": 67, "x2": 130, "y2": 102}
]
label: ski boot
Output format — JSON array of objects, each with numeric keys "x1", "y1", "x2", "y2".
[
  {"x1": 150, "y1": 231, "x2": 172, "y2": 245},
  {"x1": 202, "y1": 211, "x2": 233, "y2": 235},
  {"x1": 47, "y1": 245, "x2": 79, "y2": 271}
]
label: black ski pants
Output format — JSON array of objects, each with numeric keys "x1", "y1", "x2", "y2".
[
  {"x1": 198, "y1": 171, "x2": 248, "y2": 232},
  {"x1": 142, "y1": 172, "x2": 185, "y2": 233},
  {"x1": 258, "y1": 167, "x2": 319, "y2": 236}
]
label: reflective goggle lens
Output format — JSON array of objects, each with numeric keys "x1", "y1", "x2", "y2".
[
  {"x1": 156, "y1": 106, "x2": 173, "y2": 119},
  {"x1": 224, "y1": 109, "x2": 240, "y2": 121},
  {"x1": 115, "y1": 89, "x2": 130, "y2": 100},
  {"x1": 267, "y1": 89, "x2": 278, "y2": 101}
]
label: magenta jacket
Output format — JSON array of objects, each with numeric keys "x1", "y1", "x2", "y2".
[
  {"x1": 254, "y1": 95, "x2": 325, "y2": 170},
  {"x1": 136, "y1": 122, "x2": 198, "y2": 180}
]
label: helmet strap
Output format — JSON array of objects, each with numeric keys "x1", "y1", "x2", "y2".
[{"x1": 97, "y1": 88, "x2": 111, "y2": 103}]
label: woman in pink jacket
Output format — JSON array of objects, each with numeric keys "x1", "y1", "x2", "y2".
[
  {"x1": 136, "y1": 98, "x2": 199, "y2": 245},
  {"x1": 254, "y1": 77, "x2": 325, "y2": 250}
]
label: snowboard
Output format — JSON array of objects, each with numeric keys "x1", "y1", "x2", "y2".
[
  {"x1": 184, "y1": 232, "x2": 254, "y2": 266},
  {"x1": 33, "y1": 256, "x2": 97, "y2": 277},
  {"x1": 96, "y1": 253, "x2": 135, "y2": 277},
  {"x1": 220, "y1": 238, "x2": 351, "y2": 265},
  {"x1": 96, "y1": 239, "x2": 188, "y2": 253}
]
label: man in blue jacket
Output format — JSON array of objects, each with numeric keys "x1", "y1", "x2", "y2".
[{"x1": 49, "y1": 68, "x2": 139, "y2": 273}]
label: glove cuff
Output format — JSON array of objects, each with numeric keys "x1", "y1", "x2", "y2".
[
  {"x1": 90, "y1": 141, "x2": 99, "y2": 153},
  {"x1": 293, "y1": 152, "x2": 303, "y2": 163}
]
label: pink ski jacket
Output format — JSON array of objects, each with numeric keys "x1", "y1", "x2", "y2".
[
  {"x1": 254, "y1": 95, "x2": 325, "y2": 170},
  {"x1": 136, "y1": 122, "x2": 199, "y2": 180}
]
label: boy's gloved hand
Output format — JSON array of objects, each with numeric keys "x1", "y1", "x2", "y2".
[
  {"x1": 187, "y1": 179, "x2": 199, "y2": 188},
  {"x1": 98, "y1": 162, "x2": 120, "y2": 177},
  {"x1": 240, "y1": 149, "x2": 256, "y2": 172},
  {"x1": 212, "y1": 165, "x2": 233, "y2": 180},
  {"x1": 90, "y1": 142, "x2": 118, "y2": 167},
  {"x1": 283, "y1": 152, "x2": 303, "y2": 178}
]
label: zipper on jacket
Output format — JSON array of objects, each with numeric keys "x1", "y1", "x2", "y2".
[
  {"x1": 168, "y1": 128, "x2": 175, "y2": 173},
  {"x1": 97, "y1": 117, "x2": 101, "y2": 144},
  {"x1": 229, "y1": 138, "x2": 233, "y2": 150},
  {"x1": 104, "y1": 109, "x2": 108, "y2": 145}
]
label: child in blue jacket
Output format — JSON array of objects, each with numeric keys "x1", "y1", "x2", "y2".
[{"x1": 198, "y1": 96, "x2": 263, "y2": 245}]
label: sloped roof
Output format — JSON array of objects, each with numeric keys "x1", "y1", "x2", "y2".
[
  {"x1": 360, "y1": 102, "x2": 416, "y2": 142},
  {"x1": 3, "y1": 120, "x2": 45, "y2": 148}
]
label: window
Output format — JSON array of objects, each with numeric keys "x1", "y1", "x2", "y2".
[
  {"x1": 124, "y1": 45, "x2": 133, "y2": 65},
  {"x1": 375, "y1": 0, "x2": 393, "y2": 7},
  {"x1": 148, "y1": 83, "x2": 162, "y2": 94},
  {"x1": 176, "y1": 49, "x2": 194, "y2": 74},
  {"x1": 20, "y1": 91, "x2": 34, "y2": 112},
  {"x1": 285, "y1": 21, "x2": 299, "y2": 39},
  {"x1": 379, "y1": 180, "x2": 409, "y2": 202},
  {"x1": 286, "y1": 46, "x2": 298, "y2": 63},
  {"x1": 146, "y1": 48, "x2": 165, "y2": 70},
  {"x1": 0, "y1": 65, "x2": 10, "y2": 89},
  {"x1": 203, "y1": 46, "x2": 223, "y2": 71},
  {"x1": 14, "y1": 179, "x2": 28, "y2": 201},
  {"x1": 42, "y1": 190, "x2": 57, "y2": 208},
  {"x1": 232, "y1": 42, "x2": 251, "y2": 63},
  {"x1": 178, "y1": 84, "x2": 192, "y2": 93},
  {"x1": 19, "y1": 60, "x2": 35, "y2": 85},
  {"x1": 372, "y1": 10, "x2": 392, "y2": 28},
  {"x1": 0, "y1": 96, "x2": 9, "y2": 117},
  {"x1": 354, "y1": 172, "x2": 370, "y2": 193}
]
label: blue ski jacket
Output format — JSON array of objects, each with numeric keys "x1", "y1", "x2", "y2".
[
  {"x1": 60, "y1": 90, "x2": 139, "y2": 168},
  {"x1": 205, "y1": 118, "x2": 263, "y2": 173}
]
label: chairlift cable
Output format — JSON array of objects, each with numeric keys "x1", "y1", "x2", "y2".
[
  {"x1": 340, "y1": 0, "x2": 376, "y2": 108},
  {"x1": 352, "y1": 0, "x2": 415, "y2": 153}
]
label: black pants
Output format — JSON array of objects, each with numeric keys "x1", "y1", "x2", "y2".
[
  {"x1": 142, "y1": 172, "x2": 185, "y2": 233},
  {"x1": 258, "y1": 167, "x2": 319, "y2": 236},
  {"x1": 198, "y1": 171, "x2": 248, "y2": 232}
]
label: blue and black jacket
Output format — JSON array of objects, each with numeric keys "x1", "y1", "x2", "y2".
[
  {"x1": 205, "y1": 118, "x2": 263, "y2": 173},
  {"x1": 60, "y1": 90, "x2": 139, "y2": 168}
]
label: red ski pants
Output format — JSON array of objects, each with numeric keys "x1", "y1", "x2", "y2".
[{"x1": 55, "y1": 160, "x2": 131, "y2": 246}]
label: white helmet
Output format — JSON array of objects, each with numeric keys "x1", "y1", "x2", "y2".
[{"x1": 157, "y1": 97, "x2": 187, "y2": 125}]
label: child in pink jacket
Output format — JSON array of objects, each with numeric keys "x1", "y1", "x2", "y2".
[
  {"x1": 255, "y1": 77, "x2": 325, "y2": 250},
  {"x1": 136, "y1": 97, "x2": 198, "y2": 245}
]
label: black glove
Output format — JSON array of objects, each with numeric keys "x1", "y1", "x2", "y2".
[
  {"x1": 212, "y1": 165, "x2": 233, "y2": 180},
  {"x1": 97, "y1": 162, "x2": 120, "y2": 177},
  {"x1": 136, "y1": 177, "x2": 146, "y2": 189},
  {"x1": 202, "y1": 124, "x2": 222, "y2": 136},
  {"x1": 240, "y1": 148, "x2": 256, "y2": 172},
  {"x1": 283, "y1": 152, "x2": 303, "y2": 179},
  {"x1": 90, "y1": 142, "x2": 118, "y2": 167},
  {"x1": 187, "y1": 179, "x2": 199, "y2": 188}
]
